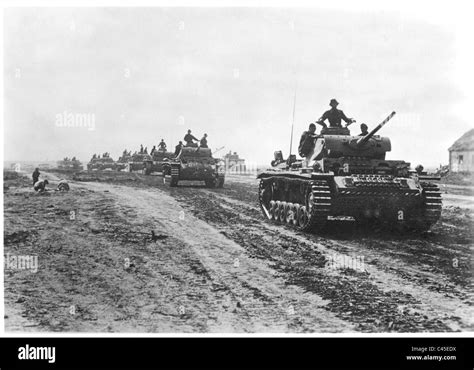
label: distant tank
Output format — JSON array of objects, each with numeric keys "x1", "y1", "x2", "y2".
[
  {"x1": 87, "y1": 156, "x2": 116, "y2": 171},
  {"x1": 168, "y1": 147, "x2": 225, "y2": 187},
  {"x1": 222, "y1": 150, "x2": 246, "y2": 173},
  {"x1": 257, "y1": 112, "x2": 442, "y2": 232},
  {"x1": 56, "y1": 157, "x2": 83, "y2": 172},
  {"x1": 144, "y1": 150, "x2": 176, "y2": 175},
  {"x1": 116, "y1": 152, "x2": 132, "y2": 172},
  {"x1": 126, "y1": 153, "x2": 152, "y2": 173}
]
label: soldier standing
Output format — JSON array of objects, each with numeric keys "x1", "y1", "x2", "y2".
[
  {"x1": 317, "y1": 99, "x2": 355, "y2": 128},
  {"x1": 175, "y1": 141, "x2": 183, "y2": 156},
  {"x1": 32, "y1": 168, "x2": 40, "y2": 186},
  {"x1": 200, "y1": 133, "x2": 208, "y2": 148},
  {"x1": 298, "y1": 123, "x2": 317, "y2": 157}
]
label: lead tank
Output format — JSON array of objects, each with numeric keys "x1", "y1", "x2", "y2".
[{"x1": 257, "y1": 112, "x2": 442, "y2": 231}]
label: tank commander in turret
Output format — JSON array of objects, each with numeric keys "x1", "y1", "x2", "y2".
[
  {"x1": 184, "y1": 130, "x2": 199, "y2": 147},
  {"x1": 317, "y1": 98, "x2": 355, "y2": 128},
  {"x1": 200, "y1": 133, "x2": 208, "y2": 148},
  {"x1": 158, "y1": 139, "x2": 167, "y2": 151},
  {"x1": 150, "y1": 145, "x2": 156, "y2": 155},
  {"x1": 359, "y1": 123, "x2": 369, "y2": 136},
  {"x1": 298, "y1": 123, "x2": 317, "y2": 157}
]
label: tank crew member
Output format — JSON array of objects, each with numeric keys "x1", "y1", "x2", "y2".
[
  {"x1": 317, "y1": 99, "x2": 355, "y2": 128},
  {"x1": 150, "y1": 145, "x2": 156, "y2": 155},
  {"x1": 32, "y1": 168, "x2": 40, "y2": 185},
  {"x1": 175, "y1": 141, "x2": 184, "y2": 156},
  {"x1": 415, "y1": 164, "x2": 424, "y2": 175},
  {"x1": 140, "y1": 144, "x2": 144, "y2": 154},
  {"x1": 158, "y1": 139, "x2": 167, "y2": 151},
  {"x1": 200, "y1": 133, "x2": 208, "y2": 148},
  {"x1": 359, "y1": 123, "x2": 369, "y2": 136},
  {"x1": 298, "y1": 123, "x2": 317, "y2": 157},
  {"x1": 34, "y1": 179, "x2": 49, "y2": 192},
  {"x1": 184, "y1": 129, "x2": 198, "y2": 147},
  {"x1": 144, "y1": 147, "x2": 148, "y2": 154}
]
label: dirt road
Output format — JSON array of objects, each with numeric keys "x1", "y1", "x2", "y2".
[{"x1": 4, "y1": 172, "x2": 473, "y2": 332}]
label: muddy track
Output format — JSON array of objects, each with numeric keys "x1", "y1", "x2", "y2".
[
  {"x1": 156, "y1": 177, "x2": 473, "y2": 332},
  {"x1": 4, "y1": 172, "x2": 473, "y2": 332}
]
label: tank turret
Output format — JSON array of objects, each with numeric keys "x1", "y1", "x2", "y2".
[
  {"x1": 307, "y1": 112, "x2": 398, "y2": 174},
  {"x1": 356, "y1": 111, "x2": 396, "y2": 147}
]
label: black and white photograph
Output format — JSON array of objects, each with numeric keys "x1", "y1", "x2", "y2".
[{"x1": 2, "y1": 2, "x2": 473, "y2": 341}]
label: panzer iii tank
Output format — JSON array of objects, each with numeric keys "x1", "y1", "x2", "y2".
[
  {"x1": 168, "y1": 147, "x2": 225, "y2": 187},
  {"x1": 116, "y1": 152, "x2": 132, "y2": 172},
  {"x1": 57, "y1": 157, "x2": 83, "y2": 172},
  {"x1": 127, "y1": 153, "x2": 152, "y2": 173},
  {"x1": 87, "y1": 156, "x2": 116, "y2": 171},
  {"x1": 257, "y1": 112, "x2": 442, "y2": 232},
  {"x1": 144, "y1": 150, "x2": 176, "y2": 175}
]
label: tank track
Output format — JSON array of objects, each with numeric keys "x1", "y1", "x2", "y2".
[
  {"x1": 416, "y1": 182, "x2": 442, "y2": 230},
  {"x1": 258, "y1": 178, "x2": 331, "y2": 232}
]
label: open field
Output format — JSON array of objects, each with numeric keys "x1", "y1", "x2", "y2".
[{"x1": 3, "y1": 170, "x2": 473, "y2": 333}]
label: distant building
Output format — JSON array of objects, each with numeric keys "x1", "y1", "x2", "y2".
[{"x1": 448, "y1": 129, "x2": 474, "y2": 173}]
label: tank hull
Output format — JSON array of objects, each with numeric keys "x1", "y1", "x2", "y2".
[{"x1": 257, "y1": 171, "x2": 441, "y2": 231}]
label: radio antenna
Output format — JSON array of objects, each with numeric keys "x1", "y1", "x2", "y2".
[{"x1": 289, "y1": 85, "x2": 297, "y2": 157}]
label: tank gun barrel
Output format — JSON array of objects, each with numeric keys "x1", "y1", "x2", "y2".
[{"x1": 356, "y1": 111, "x2": 396, "y2": 147}]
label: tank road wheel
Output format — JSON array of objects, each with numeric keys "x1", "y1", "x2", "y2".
[
  {"x1": 297, "y1": 180, "x2": 332, "y2": 232},
  {"x1": 410, "y1": 183, "x2": 442, "y2": 231},
  {"x1": 285, "y1": 203, "x2": 295, "y2": 224},
  {"x1": 269, "y1": 200, "x2": 277, "y2": 220},
  {"x1": 278, "y1": 202, "x2": 288, "y2": 223},
  {"x1": 297, "y1": 206, "x2": 308, "y2": 228},
  {"x1": 274, "y1": 201, "x2": 282, "y2": 223},
  {"x1": 291, "y1": 204, "x2": 300, "y2": 226}
]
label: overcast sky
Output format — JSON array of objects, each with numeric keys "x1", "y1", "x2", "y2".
[{"x1": 4, "y1": 6, "x2": 472, "y2": 167}]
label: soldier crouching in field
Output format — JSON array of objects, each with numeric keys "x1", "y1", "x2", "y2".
[{"x1": 33, "y1": 179, "x2": 49, "y2": 192}]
